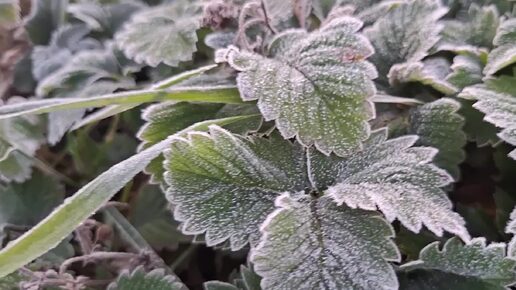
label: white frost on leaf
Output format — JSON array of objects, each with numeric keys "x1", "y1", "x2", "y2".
[
  {"x1": 163, "y1": 126, "x2": 307, "y2": 250},
  {"x1": 251, "y1": 193, "x2": 400, "y2": 290},
  {"x1": 114, "y1": 0, "x2": 201, "y2": 67},
  {"x1": 365, "y1": 0, "x2": 447, "y2": 81},
  {"x1": 400, "y1": 237, "x2": 516, "y2": 290},
  {"x1": 459, "y1": 75, "x2": 516, "y2": 159},
  {"x1": 485, "y1": 18, "x2": 516, "y2": 75},
  {"x1": 505, "y1": 206, "x2": 516, "y2": 257},
  {"x1": 217, "y1": 16, "x2": 377, "y2": 156},
  {"x1": 317, "y1": 129, "x2": 470, "y2": 241}
]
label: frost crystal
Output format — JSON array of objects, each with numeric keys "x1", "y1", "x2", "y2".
[
  {"x1": 251, "y1": 193, "x2": 400, "y2": 290},
  {"x1": 217, "y1": 16, "x2": 377, "y2": 156},
  {"x1": 316, "y1": 129, "x2": 469, "y2": 241}
]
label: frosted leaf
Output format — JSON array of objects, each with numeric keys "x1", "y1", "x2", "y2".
[
  {"x1": 459, "y1": 75, "x2": 516, "y2": 159},
  {"x1": 409, "y1": 98, "x2": 466, "y2": 179},
  {"x1": 107, "y1": 266, "x2": 187, "y2": 290},
  {"x1": 163, "y1": 126, "x2": 307, "y2": 250},
  {"x1": 505, "y1": 206, "x2": 516, "y2": 257},
  {"x1": 137, "y1": 102, "x2": 261, "y2": 185},
  {"x1": 485, "y1": 18, "x2": 516, "y2": 75},
  {"x1": 114, "y1": 1, "x2": 202, "y2": 67},
  {"x1": 400, "y1": 237, "x2": 516, "y2": 290},
  {"x1": 262, "y1": 0, "x2": 296, "y2": 30},
  {"x1": 446, "y1": 53, "x2": 484, "y2": 89},
  {"x1": 217, "y1": 16, "x2": 377, "y2": 156},
  {"x1": 204, "y1": 281, "x2": 239, "y2": 290},
  {"x1": 24, "y1": 0, "x2": 67, "y2": 45},
  {"x1": 315, "y1": 129, "x2": 469, "y2": 241},
  {"x1": 437, "y1": 4, "x2": 499, "y2": 53},
  {"x1": 205, "y1": 263, "x2": 261, "y2": 290},
  {"x1": 251, "y1": 193, "x2": 400, "y2": 290},
  {"x1": 68, "y1": 1, "x2": 143, "y2": 35},
  {"x1": 388, "y1": 58, "x2": 458, "y2": 95},
  {"x1": 365, "y1": 0, "x2": 447, "y2": 82},
  {"x1": 0, "y1": 152, "x2": 33, "y2": 183}
]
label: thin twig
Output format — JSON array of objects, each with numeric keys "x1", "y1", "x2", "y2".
[{"x1": 59, "y1": 251, "x2": 138, "y2": 275}]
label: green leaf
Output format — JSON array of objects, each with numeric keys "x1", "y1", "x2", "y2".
[
  {"x1": 437, "y1": 4, "x2": 499, "y2": 53},
  {"x1": 409, "y1": 98, "x2": 466, "y2": 179},
  {"x1": 388, "y1": 58, "x2": 458, "y2": 94},
  {"x1": 128, "y1": 185, "x2": 190, "y2": 250},
  {"x1": 0, "y1": 0, "x2": 20, "y2": 27},
  {"x1": 204, "y1": 281, "x2": 239, "y2": 290},
  {"x1": 25, "y1": 0, "x2": 67, "y2": 45},
  {"x1": 164, "y1": 127, "x2": 307, "y2": 250},
  {"x1": 505, "y1": 206, "x2": 516, "y2": 257},
  {"x1": 68, "y1": 1, "x2": 143, "y2": 35},
  {"x1": 485, "y1": 18, "x2": 516, "y2": 75},
  {"x1": 108, "y1": 266, "x2": 187, "y2": 290},
  {"x1": 251, "y1": 193, "x2": 400, "y2": 290},
  {"x1": 400, "y1": 237, "x2": 516, "y2": 290},
  {"x1": 0, "y1": 271, "x2": 23, "y2": 290},
  {"x1": 204, "y1": 264, "x2": 262, "y2": 290},
  {"x1": 0, "y1": 115, "x2": 255, "y2": 278},
  {"x1": 0, "y1": 172, "x2": 64, "y2": 244},
  {"x1": 115, "y1": 0, "x2": 202, "y2": 67},
  {"x1": 365, "y1": 0, "x2": 447, "y2": 82},
  {"x1": 459, "y1": 75, "x2": 516, "y2": 159},
  {"x1": 319, "y1": 129, "x2": 469, "y2": 241},
  {"x1": 0, "y1": 85, "x2": 243, "y2": 120},
  {"x1": 446, "y1": 53, "x2": 484, "y2": 90},
  {"x1": 217, "y1": 16, "x2": 377, "y2": 156},
  {"x1": 0, "y1": 152, "x2": 33, "y2": 183}
]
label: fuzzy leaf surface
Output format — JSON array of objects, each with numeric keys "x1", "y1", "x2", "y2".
[
  {"x1": 460, "y1": 75, "x2": 516, "y2": 159},
  {"x1": 164, "y1": 127, "x2": 307, "y2": 250},
  {"x1": 400, "y1": 237, "x2": 516, "y2": 290},
  {"x1": 409, "y1": 98, "x2": 466, "y2": 179},
  {"x1": 251, "y1": 193, "x2": 400, "y2": 290},
  {"x1": 485, "y1": 18, "x2": 516, "y2": 75},
  {"x1": 108, "y1": 267, "x2": 187, "y2": 290},
  {"x1": 365, "y1": 0, "x2": 447, "y2": 81},
  {"x1": 319, "y1": 129, "x2": 469, "y2": 241},
  {"x1": 217, "y1": 16, "x2": 377, "y2": 156},
  {"x1": 115, "y1": 0, "x2": 201, "y2": 67}
]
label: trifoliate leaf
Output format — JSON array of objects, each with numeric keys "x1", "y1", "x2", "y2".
[
  {"x1": 365, "y1": 0, "x2": 447, "y2": 82},
  {"x1": 388, "y1": 58, "x2": 458, "y2": 95},
  {"x1": 409, "y1": 98, "x2": 466, "y2": 179},
  {"x1": 437, "y1": 4, "x2": 499, "y2": 53},
  {"x1": 24, "y1": 0, "x2": 67, "y2": 45},
  {"x1": 128, "y1": 185, "x2": 190, "y2": 250},
  {"x1": 115, "y1": 0, "x2": 202, "y2": 67},
  {"x1": 485, "y1": 18, "x2": 516, "y2": 75},
  {"x1": 0, "y1": 172, "x2": 64, "y2": 244},
  {"x1": 505, "y1": 206, "x2": 516, "y2": 257},
  {"x1": 164, "y1": 127, "x2": 307, "y2": 250},
  {"x1": 319, "y1": 129, "x2": 469, "y2": 241},
  {"x1": 251, "y1": 193, "x2": 400, "y2": 290},
  {"x1": 446, "y1": 53, "x2": 484, "y2": 89},
  {"x1": 459, "y1": 75, "x2": 516, "y2": 159},
  {"x1": 217, "y1": 16, "x2": 377, "y2": 156},
  {"x1": 68, "y1": 1, "x2": 143, "y2": 35},
  {"x1": 108, "y1": 267, "x2": 187, "y2": 290},
  {"x1": 0, "y1": 0, "x2": 19, "y2": 27},
  {"x1": 400, "y1": 237, "x2": 516, "y2": 290}
]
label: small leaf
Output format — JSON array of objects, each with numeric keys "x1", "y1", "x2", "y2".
[
  {"x1": 446, "y1": 53, "x2": 484, "y2": 90},
  {"x1": 484, "y1": 18, "x2": 516, "y2": 75},
  {"x1": 409, "y1": 98, "x2": 466, "y2": 179},
  {"x1": 204, "y1": 281, "x2": 239, "y2": 290},
  {"x1": 25, "y1": 0, "x2": 67, "y2": 45},
  {"x1": 108, "y1": 266, "x2": 187, "y2": 290},
  {"x1": 400, "y1": 237, "x2": 516, "y2": 290},
  {"x1": 164, "y1": 127, "x2": 307, "y2": 250},
  {"x1": 459, "y1": 75, "x2": 516, "y2": 159},
  {"x1": 505, "y1": 206, "x2": 516, "y2": 257},
  {"x1": 365, "y1": 0, "x2": 447, "y2": 82},
  {"x1": 218, "y1": 16, "x2": 377, "y2": 156},
  {"x1": 388, "y1": 58, "x2": 458, "y2": 94},
  {"x1": 319, "y1": 129, "x2": 469, "y2": 241},
  {"x1": 437, "y1": 4, "x2": 499, "y2": 53},
  {"x1": 115, "y1": 0, "x2": 202, "y2": 67},
  {"x1": 251, "y1": 193, "x2": 400, "y2": 290}
]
